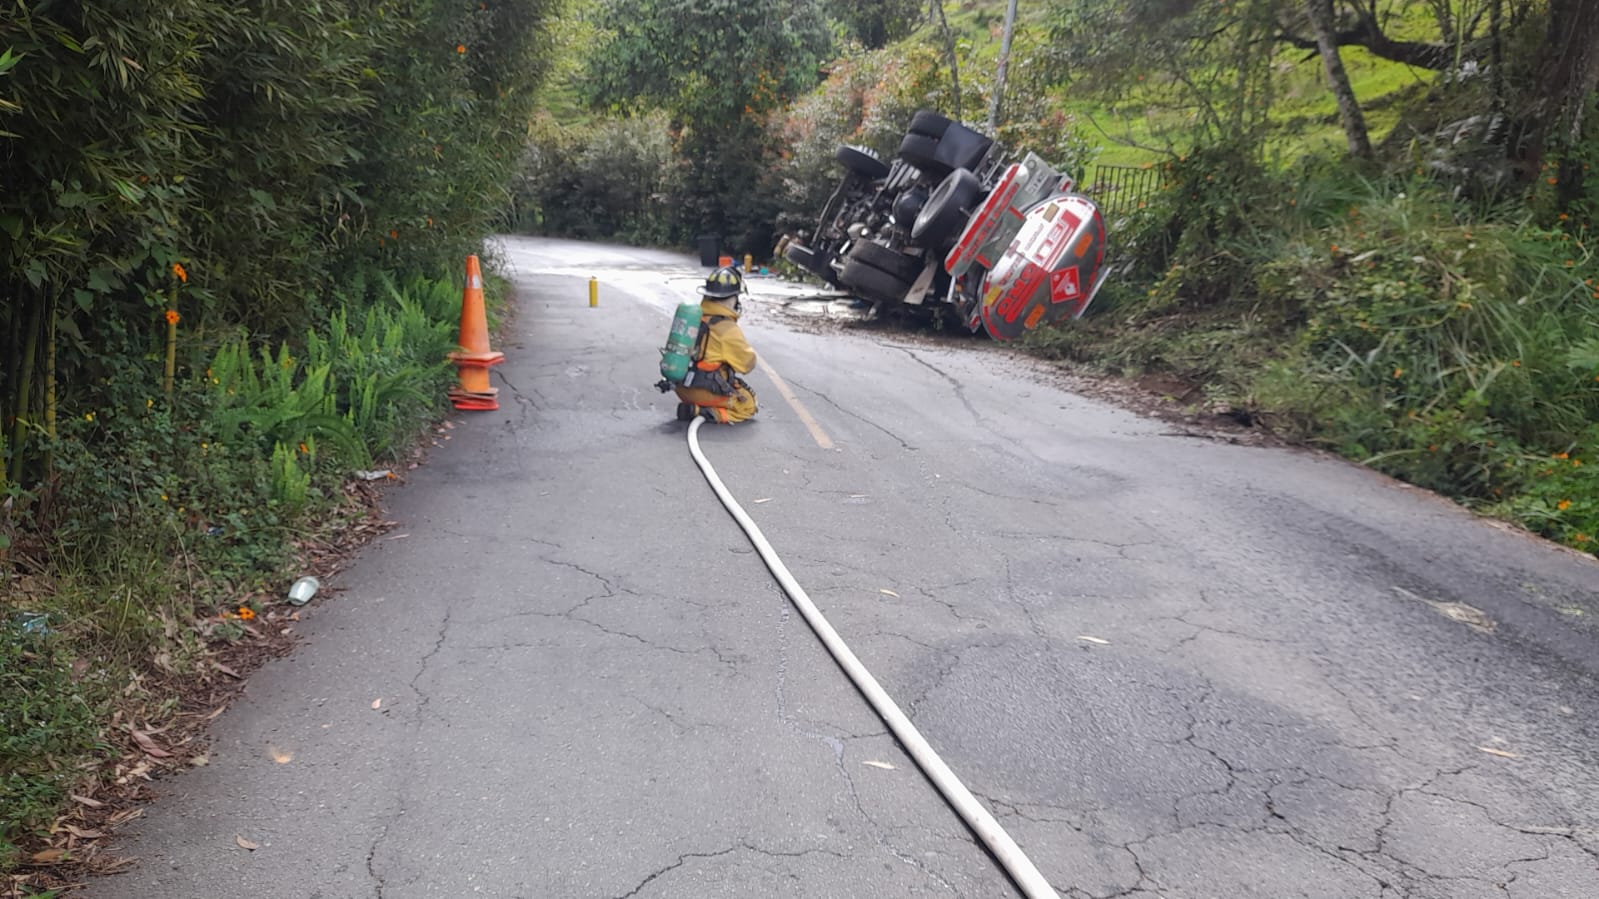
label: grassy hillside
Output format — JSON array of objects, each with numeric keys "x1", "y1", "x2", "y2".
[{"x1": 906, "y1": 0, "x2": 1440, "y2": 168}]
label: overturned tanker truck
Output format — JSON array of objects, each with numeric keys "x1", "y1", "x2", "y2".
[{"x1": 776, "y1": 110, "x2": 1108, "y2": 341}]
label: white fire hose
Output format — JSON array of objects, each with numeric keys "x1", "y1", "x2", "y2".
[{"x1": 686, "y1": 417, "x2": 1061, "y2": 899}]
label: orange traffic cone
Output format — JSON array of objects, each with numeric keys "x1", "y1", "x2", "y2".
[{"x1": 447, "y1": 255, "x2": 505, "y2": 411}]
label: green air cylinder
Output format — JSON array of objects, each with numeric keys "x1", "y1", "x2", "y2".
[{"x1": 659, "y1": 302, "x2": 701, "y2": 384}]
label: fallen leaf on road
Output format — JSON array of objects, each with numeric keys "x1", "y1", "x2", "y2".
[
  {"x1": 1393, "y1": 586, "x2": 1496, "y2": 634},
  {"x1": 879, "y1": 589, "x2": 900, "y2": 597},
  {"x1": 389, "y1": 533, "x2": 409, "y2": 540},
  {"x1": 371, "y1": 698, "x2": 382, "y2": 710},
  {"x1": 189, "y1": 754, "x2": 209, "y2": 767},
  {"x1": 60, "y1": 825, "x2": 103, "y2": 839},
  {"x1": 862, "y1": 760, "x2": 896, "y2": 770},
  {"x1": 1559, "y1": 705, "x2": 1575, "y2": 716},
  {"x1": 107, "y1": 808, "x2": 143, "y2": 826},
  {"x1": 131, "y1": 728, "x2": 173, "y2": 758},
  {"x1": 1477, "y1": 746, "x2": 1521, "y2": 759},
  {"x1": 71, "y1": 794, "x2": 105, "y2": 809},
  {"x1": 235, "y1": 835, "x2": 259, "y2": 851},
  {"x1": 1077, "y1": 635, "x2": 1111, "y2": 645},
  {"x1": 213, "y1": 661, "x2": 241, "y2": 679},
  {"x1": 753, "y1": 498, "x2": 772, "y2": 504},
  {"x1": 269, "y1": 745, "x2": 293, "y2": 764},
  {"x1": 30, "y1": 849, "x2": 67, "y2": 864}
]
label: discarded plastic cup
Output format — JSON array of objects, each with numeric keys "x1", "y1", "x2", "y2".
[
  {"x1": 7, "y1": 611, "x2": 50, "y2": 637},
  {"x1": 286, "y1": 576, "x2": 320, "y2": 606}
]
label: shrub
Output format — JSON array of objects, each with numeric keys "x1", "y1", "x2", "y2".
[{"x1": 0, "y1": 626, "x2": 105, "y2": 870}]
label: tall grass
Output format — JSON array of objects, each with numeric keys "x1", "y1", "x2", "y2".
[{"x1": 1028, "y1": 163, "x2": 1599, "y2": 553}]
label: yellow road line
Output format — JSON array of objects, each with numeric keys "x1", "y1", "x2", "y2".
[{"x1": 758, "y1": 358, "x2": 835, "y2": 450}]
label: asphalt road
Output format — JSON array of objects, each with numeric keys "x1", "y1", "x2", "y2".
[{"x1": 100, "y1": 236, "x2": 1599, "y2": 899}]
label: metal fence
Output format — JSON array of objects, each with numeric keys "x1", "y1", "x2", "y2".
[{"x1": 1084, "y1": 164, "x2": 1166, "y2": 219}]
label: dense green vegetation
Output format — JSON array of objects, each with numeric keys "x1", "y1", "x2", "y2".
[{"x1": 1, "y1": 0, "x2": 555, "y2": 872}]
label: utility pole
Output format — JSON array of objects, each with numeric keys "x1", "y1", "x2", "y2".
[{"x1": 987, "y1": 0, "x2": 1020, "y2": 133}]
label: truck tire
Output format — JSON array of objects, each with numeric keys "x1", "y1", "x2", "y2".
[
  {"x1": 931, "y1": 123, "x2": 994, "y2": 173},
  {"x1": 784, "y1": 242, "x2": 837, "y2": 284},
  {"x1": 835, "y1": 144, "x2": 890, "y2": 180},
  {"x1": 907, "y1": 110, "x2": 953, "y2": 138},
  {"x1": 897, "y1": 132, "x2": 940, "y2": 171},
  {"x1": 847, "y1": 240, "x2": 924, "y2": 283},
  {"x1": 839, "y1": 258, "x2": 914, "y2": 303},
  {"x1": 911, "y1": 168, "x2": 982, "y2": 248}
]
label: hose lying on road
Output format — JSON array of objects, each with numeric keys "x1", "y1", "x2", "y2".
[{"x1": 685, "y1": 417, "x2": 1061, "y2": 899}]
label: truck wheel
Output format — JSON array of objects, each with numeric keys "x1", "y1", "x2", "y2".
[
  {"x1": 897, "y1": 132, "x2": 941, "y2": 171},
  {"x1": 907, "y1": 110, "x2": 953, "y2": 139},
  {"x1": 839, "y1": 258, "x2": 914, "y2": 303},
  {"x1": 835, "y1": 145, "x2": 889, "y2": 180},
  {"x1": 931, "y1": 122, "x2": 995, "y2": 173},
  {"x1": 784, "y1": 242, "x2": 838, "y2": 284},
  {"x1": 847, "y1": 240, "x2": 924, "y2": 283},
  {"x1": 911, "y1": 168, "x2": 982, "y2": 248},
  {"x1": 848, "y1": 241, "x2": 924, "y2": 283}
]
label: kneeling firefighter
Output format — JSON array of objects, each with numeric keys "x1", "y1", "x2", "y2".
[{"x1": 655, "y1": 266, "x2": 759, "y2": 423}]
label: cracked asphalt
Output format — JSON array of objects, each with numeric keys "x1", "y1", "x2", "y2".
[{"x1": 98, "y1": 237, "x2": 1599, "y2": 899}]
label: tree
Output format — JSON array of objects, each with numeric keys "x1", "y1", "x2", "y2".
[
  {"x1": 823, "y1": 0, "x2": 922, "y2": 49},
  {"x1": 1305, "y1": 0, "x2": 1372, "y2": 157},
  {"x1": 1041, "y1": 0, "x2": 1284, "y2": 152},
  {"x1": 584, "y1": 0, "x2": 834, "y2": 241},
  {"x1": 1523, "y1": 0, "x2": 1599, "y2": 183},
  {"x1": 585, "y1": 0, "x2": 833, "y2": 125}
]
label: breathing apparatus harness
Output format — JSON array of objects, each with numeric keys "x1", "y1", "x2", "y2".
[{"x1": 655, "y1": 266, "x2": 749, "y2": 395}]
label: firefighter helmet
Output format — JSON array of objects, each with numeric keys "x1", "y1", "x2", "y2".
[{"x1": 700, "y1": 265, "x2": 744, "y2": 299}]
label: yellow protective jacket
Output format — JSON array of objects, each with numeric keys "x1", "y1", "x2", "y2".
[
  {"x1": 674, "y1": 298, "x2": 758, "y2": 423},
  {"x1": 693, "y1": 299, "x2": 756, "y2": 375}
]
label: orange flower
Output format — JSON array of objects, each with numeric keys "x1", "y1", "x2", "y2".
[
  {"x1": 1557, "y1": 499, "x2": 1572, "y2": 511},
  {"x1": 1554, "y1": 452, "x2": 1569, "y2": 459},
  {"x1": 237, "y1": 607, "x2": 256, "y2": 621},
  {"x1": 165, "y1": 309, "x2": 180, "y2": 326},
  {"x1": 1392, "y1": 367, "x2": 1403, "y2": 378},
  {"x1": 389, "y1": 229, "x2": 399, "y2": 239},
  {"x1": 456, "y1": 44, "x2": 466, "y2": 54},
  {"x1": 298, "y1": 442, "x2": 309, "y2": 455},
  {"x1": 1576, "y1": 534, "x2": 1591, "y2": 543},
  {"x1": 172, "y1": 262, "x2": 188, "y2": 283},
  {"x1": 1511, "y1": 359, "x2": 1521, "y2": 367}
]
